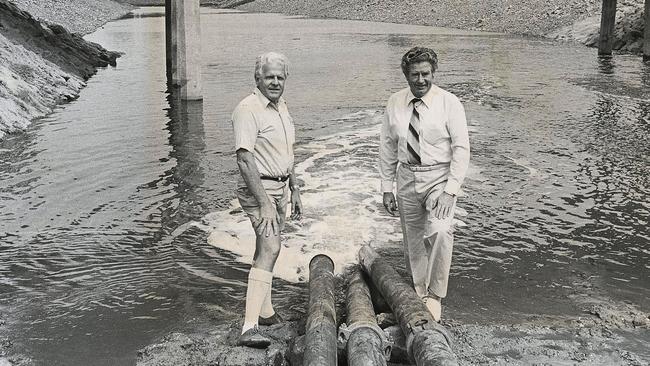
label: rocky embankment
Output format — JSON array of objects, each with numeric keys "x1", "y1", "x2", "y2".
[
  {"x1": 0, "y1": 0, "x2": 131, "y2": 139},
  {"x1": 550, "y1": 0, "x2": 647, "y2": 53},
  {"x1": 113, "y1": 0, "x2": 253, "y2": 8},
  {"x1": 239, "y1": 0, "x2": 646, "y2": 53}
]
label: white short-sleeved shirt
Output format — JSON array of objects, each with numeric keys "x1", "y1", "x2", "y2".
[{"x1": 232, "y1": 88, "x2": 295, "y2": 178}]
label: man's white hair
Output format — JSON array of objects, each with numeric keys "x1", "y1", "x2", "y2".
[{"x1": 254, "y1": 52, "x2": 289, "y2": 80}]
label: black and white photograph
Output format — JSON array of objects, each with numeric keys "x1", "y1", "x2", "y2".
[{"x1": 0, "y1": 0, "x2": 648, "y2": 365}]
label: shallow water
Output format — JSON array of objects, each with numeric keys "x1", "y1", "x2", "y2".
[{"x1": 0, "y1": 7, "x2": 648, "y2": 365}]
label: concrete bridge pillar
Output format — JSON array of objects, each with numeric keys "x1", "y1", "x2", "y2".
[
  {"x1": 643, "y1": 0, "x2": 650, "y2": 61},
  {"x1": 598, "y1": 0, "x2": 617, "y2": 56},
  {"x1": 166, "y1": 0, "x2": 203, "y2": 100}
]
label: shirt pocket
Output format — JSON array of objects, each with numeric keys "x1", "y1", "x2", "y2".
[
  {"x1": 283, "y1": 113, "x2": 296, "y2": 147},
  {"x1": 420, "y1": 115, "x2": 450, "y2": 146},
  {"x1": 420, "y1": 114, "x2": 452, "y2": 162}
]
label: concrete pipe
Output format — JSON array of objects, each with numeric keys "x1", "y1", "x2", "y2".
[
  {"x1": 338, "y1": 267, "x2": 391, "y2": 366},
  {"x1": 303, "y1": 254, "x2": 337, "y2": 366},
  {"x1": 358, "y1": 245, "x2": 458, "y2": 366}
]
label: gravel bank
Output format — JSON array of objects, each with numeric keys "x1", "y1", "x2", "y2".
[
  {"x1": 114, "y1": 0, "x2": 253, "y2": 7},
  {"x1": 11, "y1": 0, "x2": 132, "y2": 35},
  {"x1": 238, "y1": 0, "x2": 603, "y2": 36},
  {"x1": 238, "y1": 0, "x2": 646, "y2": 52}
]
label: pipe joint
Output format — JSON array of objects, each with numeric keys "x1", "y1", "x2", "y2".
[{"x1": 337, "y1": 321, "x2": 393, "y2": 360}]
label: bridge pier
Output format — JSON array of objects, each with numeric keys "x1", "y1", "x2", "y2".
[
  {"x1": 643, "y1": 0, "x2": 650, "y2": 61},
  {"x1": 165, "y1": 0, "x2": 203, "y2": 100},
  {"x1": 598, "y1": 0, "x2": 617, "y2": 56}
]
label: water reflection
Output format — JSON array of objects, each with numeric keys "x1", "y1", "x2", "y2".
[
  {"x1": 597, "y1": 55, "x2": 616, "y2": 74},
  {"x1": 165, "y1": 94, "x2": 206, "y2": 225}
]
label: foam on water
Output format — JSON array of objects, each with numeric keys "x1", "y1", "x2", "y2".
[{"x1": 174, "y1": 109, "x2": 475, "y2": 283}]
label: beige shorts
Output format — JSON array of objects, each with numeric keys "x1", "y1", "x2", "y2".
[{"x1": 236, "y1": 180, "x2": 290, "y2": 231}]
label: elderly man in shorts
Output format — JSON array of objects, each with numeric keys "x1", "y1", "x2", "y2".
[{"x1": 232, "y1": 52, "x2": 302, "y2": 348}]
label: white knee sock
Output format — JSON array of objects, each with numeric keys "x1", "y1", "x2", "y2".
[
  {"x1": 259, "y1": 278, "x2": 275, "y2": 318},
  {"x1": 242, "y1": 267, "x2": 273, "y2": 334}
]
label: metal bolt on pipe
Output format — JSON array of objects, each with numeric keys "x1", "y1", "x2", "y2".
[
  {"x1": 303, "y1": 254, "x2": 337, "y2": 366},
  {"x1": 338, "y1": 267, "x2": 392, "y2": 366},
  {"x1": 358, "y1": 245, "x2": 458, "y2": 366}
]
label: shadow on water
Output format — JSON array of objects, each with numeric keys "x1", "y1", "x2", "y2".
[
  {"x1": 597, "y1": 55, "x2": 616, "y2": 75},
  {"x1": 164, "y1": 93, "x2": 206, "y2": 227}
]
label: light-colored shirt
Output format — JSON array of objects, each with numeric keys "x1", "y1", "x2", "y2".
[
  {"x1": 232, "y1": 88, "x2": 295, "y2": 177},
  {"x1": 380, "y1": 85, "x2": 470, "y2": 195}
]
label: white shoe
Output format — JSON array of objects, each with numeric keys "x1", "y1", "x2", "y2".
[{"x1": 424, "y1": 296, "x2": 441, "y2": 322}]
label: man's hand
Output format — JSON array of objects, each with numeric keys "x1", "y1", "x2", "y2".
[
  {"x1": 383, "y1": 192, "x2": 398, "y2": 216},
  {"x1": 255, "y1": 201, "x2": 279, "y2": 237},
  {"x1": 432, "y1": 192, "x2": 455, "y2": 219},
  {"x1": 290, "y1": 189, "x2": 302, "y2": 220}
]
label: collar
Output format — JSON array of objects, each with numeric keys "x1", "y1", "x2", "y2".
[
  {"x1": 406, "y1": 85, "x2": 438, "y2": 108},
  {"x1": 254, "y1": 88, "x2": 284, "y2": 109}
]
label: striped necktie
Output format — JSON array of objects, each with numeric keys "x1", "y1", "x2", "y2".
[{"x1": 407, "y1": 98, "x2": 422, "y2": 165}]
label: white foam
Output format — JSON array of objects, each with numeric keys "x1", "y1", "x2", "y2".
[{"x1": 178, "y1": 109, "x2": 478, "y2": 283}]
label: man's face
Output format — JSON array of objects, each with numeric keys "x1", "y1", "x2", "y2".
[
  {"x1": 406, "y1": 61, "x2": 434, "y2": 98},
  {"x1": 256, "y1": 62, "x2": 286, "y2": 103}
]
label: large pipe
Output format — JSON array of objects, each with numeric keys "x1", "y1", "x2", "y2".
[
  {"x1": 339, "y1": 268, "x2": 391, "y2": 366},
  {"x1": 303, "y1": 254, "x2": 337, "y2": 366},
  {"x1": 359, "y1": 245, "x2": 457, "y2": 366}
]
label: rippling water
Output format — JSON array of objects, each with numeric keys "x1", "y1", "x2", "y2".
[{"x1": 0, "y1": 7, "x2": 648, "y2": 365}]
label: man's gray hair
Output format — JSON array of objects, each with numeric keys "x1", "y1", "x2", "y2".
[{"x1": 254, "y1": 52, "x2": 289, "y2": 80}]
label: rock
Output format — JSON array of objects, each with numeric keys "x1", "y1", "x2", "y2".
[
  {"x1": 137, "y1": 321, "x2": 301, "y2": 366},
  {"x1": 631, "y1": 314, "x2": 649, "y2": 328}
]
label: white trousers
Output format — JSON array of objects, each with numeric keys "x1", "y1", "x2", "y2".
[{"x1": 396, "y1": 164, "x2": 456, "y2": 299}]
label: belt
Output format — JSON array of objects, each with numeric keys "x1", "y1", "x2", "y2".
[
  {"x1": 260, "y1": 175, "x2": 289, "y2": 182},
  {"x1": 401, "y1": 162, "x2": 450, "y2": 172}
]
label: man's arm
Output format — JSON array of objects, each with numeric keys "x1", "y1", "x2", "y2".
[
  {"x1": 237, "y1": 148, "x2": 279, "y2": 237},
  {"x1": 444, "y1": 97, "x2": 470, "y2": 196},
  {"x1": 288, "y1": 166, "x2": 302, "y2": 220},
  {"x1": 433, "y1": 97, "x2": 470, "y2": 219},
  {"x1": 379, "y1": 109, "x2": 399, "y2": 216}
]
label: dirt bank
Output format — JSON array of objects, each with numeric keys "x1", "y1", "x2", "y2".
[
  {"x1": 0, "y1": 0, "x2": 132, "y2": 139},
  {"x1": 238, "y1": 0, "x2": 646, "y2": 53}
]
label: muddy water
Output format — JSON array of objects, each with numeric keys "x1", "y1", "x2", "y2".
[{"x1": 0, "y1": 7, "x2": 648, "y2": 365}]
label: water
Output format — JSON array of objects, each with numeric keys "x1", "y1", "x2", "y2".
[{"x1": 1, "y1": 7, "x2": 648, "y2": 365}]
